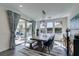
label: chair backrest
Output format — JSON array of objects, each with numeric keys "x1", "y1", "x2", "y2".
[
  {"x1": 49, "y1": 35, "x2": 55, "y2": 45},
  {"x1": 44, "y1": 35, "x2": 55, "y2": 47},
  {"x1": 51, "y1": 35, "x2": 55, "y2": 41}
]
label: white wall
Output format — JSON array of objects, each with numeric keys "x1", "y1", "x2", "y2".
[
  {"x1": 62, "y1": 17, "x2": 68, "y2": 33},
  {"x1": 0, "y1": 7, "x2": 10, "y2": 52}
]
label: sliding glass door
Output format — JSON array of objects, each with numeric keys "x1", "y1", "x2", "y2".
[
  {"x1": 24, "y1": 21, "x2": 32, "y2": 47},
  {"x1": 15, "y1": 19, "x2": 25, "y2": 45}
]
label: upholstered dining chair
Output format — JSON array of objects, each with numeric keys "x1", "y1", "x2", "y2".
[{"x1": 43, "y1": 35, "x2": 55, "y2": 54}]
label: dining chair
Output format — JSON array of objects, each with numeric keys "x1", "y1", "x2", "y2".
[{"x1": 43, "y1": 35, "x2": 55, "y2": 54}]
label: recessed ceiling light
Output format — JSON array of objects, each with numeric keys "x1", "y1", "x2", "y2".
[{"x1": 19, "y1": 5, "x2": 23, "y2": 7}]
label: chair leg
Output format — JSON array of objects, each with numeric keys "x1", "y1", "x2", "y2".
[
  {"x1": 30, "y1": 43, "x2": 33, "y2": 49},
  {"x1": 48, "y1": 47, "x2": 50, "y2": 54},
  {"x1": 42, "y1": 46, "x2": 45, "y2": 52},
  {"x1": 50, "y1": 44, "x2": 53, "y2": 50}
]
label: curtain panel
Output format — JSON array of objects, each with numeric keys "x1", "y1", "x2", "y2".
[
  {"x1": 32, "y1": 20, "x2": 36, "y2": 37},
  {"x1": 7, "y1": 10, "x2": 20, "y2": 49}
]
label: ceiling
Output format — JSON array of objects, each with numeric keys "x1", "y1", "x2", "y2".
[{"x1": 0, "y1": 3, "x2": 78, "y2": 20}]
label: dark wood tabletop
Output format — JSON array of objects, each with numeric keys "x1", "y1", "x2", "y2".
[{"x1": 30, "y1": 36, "x2": 49, "y2": 42}]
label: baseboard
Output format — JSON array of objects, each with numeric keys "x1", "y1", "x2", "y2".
[{"x1": 0, "y1": 48, "x2": 10, "y2": 53}]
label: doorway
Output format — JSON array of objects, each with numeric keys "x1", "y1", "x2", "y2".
[
  {"x1": 15, "y1": 18, "x2": 32, "y2": 48},
  {"x1": 25, "y1": 21, "x2": 32, "y2": 47},
  {"x1": 15, "y1": 19, "x2": 26, "y2": 45}
]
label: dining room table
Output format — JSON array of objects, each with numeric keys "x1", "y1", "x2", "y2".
[{"x1": 30, "y1": 36, "x2": 50, "y2": 49}]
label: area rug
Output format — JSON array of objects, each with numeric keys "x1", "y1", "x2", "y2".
[
  {"x1": 19, "y1": 48, "x2": 52, "y2": 56},
  {"x1": 19, "y1": 45, "x2": 66, "y2": 56},
  {"x1": 19, "y1": 40, "x2": 67, "y2": 56}
]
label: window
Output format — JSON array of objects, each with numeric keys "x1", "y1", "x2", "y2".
[
  {"x1": 40, "y1": 21, "x2": 46, "y2": 28},
  {"x1": 55, "y1": 21, "x2": 62, "y2": 27},
  {"x1": 47, "y1": 28, "x2": 53, "y2": 33},
  {"x1": 55, "y1": 28, "x2": 62, "y2": 33},
  {"x1": 39, "y1": 21, "x2": 62, "y2": 35},
  {"x1": 47, "y1": 22, "x2": 53, "y2": 28},
  {"x1": 54, "y1": 21, "x2": 62, "y2": 33},
  {"x1": 40, "y1": 28, "x2": 46, "y2": 33},
  {"x1": 47, "y1": 22, "x2": 53, "y2": 33},
  {"x1": 40, "y1": 21, "x2": 46, "y2": 34}
]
